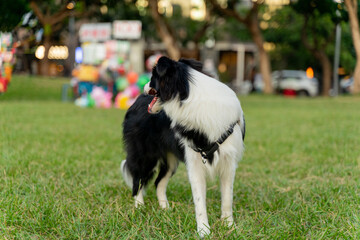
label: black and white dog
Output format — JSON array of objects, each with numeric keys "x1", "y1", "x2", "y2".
[{"x1": 121, "y1": 57, "x2": 245, "y2": 237}]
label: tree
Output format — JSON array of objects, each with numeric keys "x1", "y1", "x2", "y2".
[
  {"x1": 263, "y1": 6, "x2": 314, "y2": 71},
  {"x1": 292, "y1": 0, "x2": 340, "y2": 96},
  {"x1": 208, "y1": 0, "x2": 273, "y2": 94},
  {"x1": 147, "y1": 0, "x2": 211, "y2": 60},
  {"x1": 264, "y1": 4, "x2": 356, "y2": 96},
  {"x1": 344, "y1": 0, "x2": 360, "y2": 94},
  {"x1": 148, "y1": 0, "x2": 181, "y2": 60},
  {"x1": 0, "y1": 0, "x2": 28, "y2": 32},
  {"x1": 29, "y1": 0, "x2": 77, "y2": 75},
  {"x1": 29, "y1": 0, "x2": 99, "y2": 76}
]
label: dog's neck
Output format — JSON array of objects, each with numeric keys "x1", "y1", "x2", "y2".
[{"x1": 163, "y1": 69, "x2": 242, "y2": 142}]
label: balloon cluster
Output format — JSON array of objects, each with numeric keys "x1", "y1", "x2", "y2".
[
  {"x1": 75, "y1": 86, "x2": 113, "y2": 108},
  {"x1": 114, "y1": 71, "x2": 150, "y2": 109}
]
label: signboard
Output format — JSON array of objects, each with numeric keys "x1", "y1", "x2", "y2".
[
  {"x1": 79, "y1": 23, "x2": 111, "y2": 42},
  {"x1": 113, "y1": 20, "x2": 142, "y2": 39}
]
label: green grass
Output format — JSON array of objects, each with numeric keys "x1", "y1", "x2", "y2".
[{"x1": 1, "y1": 75, "x2": 360, "y2": 239}]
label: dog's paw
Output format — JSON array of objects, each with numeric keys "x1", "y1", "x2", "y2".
[
  {"x1": 221, "y1": 213, "x2": 234, "y2": 227},
  {"x1": 197, "y1": 225, "x2": 211, "y2": 238},
  {"x1": 159, "y1": 200, "x2": 170, "y2": 209},
  {"x1": 134, "y1": 199, "x2": 144, "y2": 208},
  {"x1": 225, "y1": 219, "x2": 236, "y2": 229}
]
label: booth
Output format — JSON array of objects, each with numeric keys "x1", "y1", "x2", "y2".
[{"x1": 71, "y1": 21, "x2": 150, "y2": 109}]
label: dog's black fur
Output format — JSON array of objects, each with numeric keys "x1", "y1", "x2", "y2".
[{"x1": 122, "y1": 94, "x2": 184, "y2": 196}]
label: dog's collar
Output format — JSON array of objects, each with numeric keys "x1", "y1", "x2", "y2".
[{"x1": 194, "y1": 121, "x2": 238, "y2": 164}]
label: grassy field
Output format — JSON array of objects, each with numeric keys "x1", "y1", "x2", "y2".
[{"x1": 1, "y1": 75, "x2": 360, "y2": 239}]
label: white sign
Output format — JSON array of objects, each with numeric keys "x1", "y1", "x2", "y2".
[
  {"x1": 113, "y1": 20, "x2": 142, "y2": 39},
  {"x1": 82, "y1": 43, "x2": 106, "y2": 64},
  {"x1": 79, "y1": 23, "x2": 111, "y2": 42}
]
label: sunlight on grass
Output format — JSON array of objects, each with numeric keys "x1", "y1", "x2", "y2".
[{"x1": 0, "y1": 75, "x2": 360, "y2": 238}]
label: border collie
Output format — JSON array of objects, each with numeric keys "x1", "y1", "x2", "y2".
[{"x1": 121, "y1": 57, "x2": 245, "y2": 237}]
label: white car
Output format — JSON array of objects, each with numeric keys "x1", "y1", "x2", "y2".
[
  {"x1": 272, "y1": 70, "x2": 319, "y2": 97},
  {"x1": 340, "y1": 77, "x2": 353, "y2": 93}
]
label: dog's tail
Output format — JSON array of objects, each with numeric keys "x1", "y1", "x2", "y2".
[{"x1": 121, "y1": 160, "x2": 133, "y2": 189}]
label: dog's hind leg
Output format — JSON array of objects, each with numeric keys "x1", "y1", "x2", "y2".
[
  {"x1": 134, "y1": 187, "x2": 145, "y2": 208},
  {"x1": 155, "y1": 153, "x2": 179, "y2": 209},
  {"x1": 121, "y1": 160, "x2": 147, "y2": 208}
]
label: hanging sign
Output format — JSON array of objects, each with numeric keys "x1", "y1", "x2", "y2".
[
  {"x1": 79, "y1": 23, "x2": 111, "y2": 42},
  {"x1": 113, "y1": 20, "x2": 142, "y2": 39}
]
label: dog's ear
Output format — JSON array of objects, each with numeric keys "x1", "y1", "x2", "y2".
[
  {"x1": 154, "y1": 57, "x2": 190, "y2": 102},
  {"x1": 156, "y1": 56, "x2": 174, "y2": 77},
  {"x1": 179, "y1": 58, "x2": 203, "y2": 73}
]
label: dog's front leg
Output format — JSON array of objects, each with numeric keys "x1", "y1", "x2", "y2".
[
  {"x1": 220, "y1": 162, "x2": 236, "y2": 226},
  {"x1": 186, "y1": 150, "x2": 210, "y2": 238}
]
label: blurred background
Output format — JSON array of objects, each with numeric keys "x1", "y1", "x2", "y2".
[{"x1": 0, "y1": 0, "x2": 359, "y2": 105}]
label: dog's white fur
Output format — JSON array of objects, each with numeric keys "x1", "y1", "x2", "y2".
[{"x1": 145, "y1": 66, "x2": 245, "y2": 237}]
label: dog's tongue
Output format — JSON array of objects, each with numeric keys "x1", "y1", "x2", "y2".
[{"x1": 148, "y1": 96, "x2": 158, "y2": 113}]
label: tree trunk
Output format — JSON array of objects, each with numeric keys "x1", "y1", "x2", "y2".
[
  {"x1": 247, "y1": 13, "x2": 273, "y2": 94},
  {"x1": 148, "y1": 0, "x2": 181, "y2": 60},
  {"x1": 352, "y1": 61, "x2": 360, "y2": 93},
  {"x1": 300, "y1": 17, "x2": 332, "y2": 96},
  {"x1": 344, "y1": 0, "x2": 360, "y2": 94},
  {"x1": 42, "y1": 34, "x2": 51, "y2": 76},
  {"x1": 317, "y1": 51, "x2": 332, "y2": 96}
]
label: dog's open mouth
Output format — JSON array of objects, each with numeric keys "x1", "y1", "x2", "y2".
[
  {"x1": 148, "y1": 95, "x2": 158, "y2": 113},
  {"x1": 148, "y1": 88, "x2": 157, "y2": 96},
  {"x1": 147, "y1": 88, "x2": 159, "y2": 114}
]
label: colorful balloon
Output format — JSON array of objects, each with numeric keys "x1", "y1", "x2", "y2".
[
  {"x1": 87, "y1": 93, "x2": 95, "y2": 108},
  {"x1": 116, "y1": 94, "x2": 130, "y2": 109},
  {"x1": 0, "y1": 77, "x2": 8, "y2": 93},
  {"x1": 116, "y1": 77, "x2": 129, "y2": 91},
  {"x1": 137, "y1": 74, "x2": 150, "y2": 90},
  {"x1": 127, "y1": 85, "x2": 140, "y2": 98},
  {"x1": 117, "y1": 65, "x2": 126, "y2": 75},
  {"x1": 126, "y1": 71, "x2": 138, "y2": 85}
]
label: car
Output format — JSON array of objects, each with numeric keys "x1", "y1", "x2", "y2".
[
  {"x1": 340, "y1": 76, "x2": 353, "y2": 94},
  {"x1": 252, "y1": 70, "x2": 319, "y2": 97},
  {"x1": 272, "y1": 70, "x2": 319, "y2": 97}
]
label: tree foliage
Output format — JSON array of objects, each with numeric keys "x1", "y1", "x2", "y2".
[
  {"x1": 263, "y1": 6, "x2": 313, "y2": 71},
  {"x1": 0, "y1": 0, "x2": 29, "y2": 32}
]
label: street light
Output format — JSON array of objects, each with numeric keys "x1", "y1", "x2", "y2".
[
  {"x1": 67, "y1": 1, "x2": 75, "y2": 10},
  {"x1": 67, "y1": 1, "x2": 76, "y2": 75},
  {"x1": 332, "y1": 1, "x2": 342, "y2": 96}
]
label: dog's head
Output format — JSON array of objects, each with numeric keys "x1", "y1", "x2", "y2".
[{"x1": 144, "y1": 56, "x2": 195, "y2": 114}]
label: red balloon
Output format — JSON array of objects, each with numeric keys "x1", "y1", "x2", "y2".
[
  {"x1": 0, "y1": 77, "x2": 8, "y2": 93},
  {"x1": 126, "y1": 71, "x2": 138, "y2": 85},
  {"x1": 117, "y1": 65, "x2": 126, "y2": 75}
]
